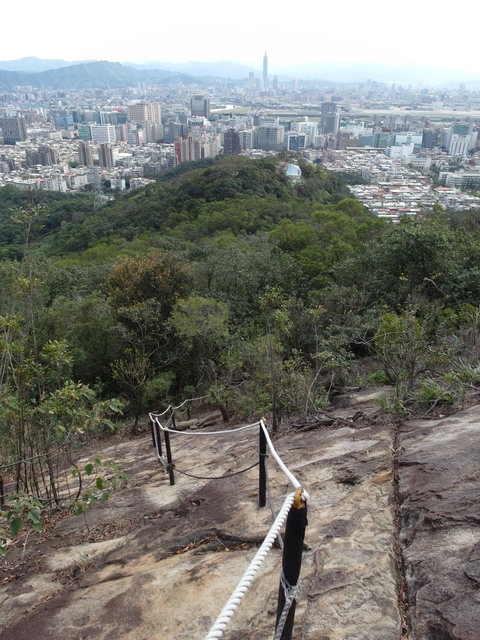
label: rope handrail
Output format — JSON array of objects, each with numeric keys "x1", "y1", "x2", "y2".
[
  {"x1": 173, "y1": 460, "x2": 259, "y2": 481},
  {"x1": 150, "y1": 392, "x2": 213, "y2": 419},
  {"x1": 259, "y1": 419, "x2": 310, "y2": 501},
  {"x1": 204, "y1": 492, "x2": 296, "y2": 640},
  {"x1": 149, "y1": 409, "x2": 310, "y2": 640},
  {"x1": 150, "y1": 413, "x2": 310, "y2": 501},
  {"x1": 150, "y1": 414, "x2": 262, "y2": 436}
]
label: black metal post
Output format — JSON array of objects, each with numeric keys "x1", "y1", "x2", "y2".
[
  {"x1": 259, "y1": 424, "x2": 267, "y2": 508},
  {"x1": 274, "y1": 490, "x2": 308, "y2": 640},
  {"x1": 163, "y1": 428, "x2": 175, "y2": 486},
  {"x1": 150, "y1": 418, "x2": 156, "y2": 448},
  {"x1": 155, "y1": 420, "x2": 162, "y2": 458}
]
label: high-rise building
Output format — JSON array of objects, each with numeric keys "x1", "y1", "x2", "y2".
[
  {"x1": 321, "y1": 102, "x2": 336, "y2": 132},
  {"x1": 26, "y1": 145, "x2": 58, "y2": 166},
  {"x1": 0, "y1": 116, "x2": 27, "y2": 145},
  {"x1": 324, "y1": 112, "x2": 340, "y2": 136},
  {"x1": 174, "y1": 134, "x2": 219, "y2": 163},
  {"x1": 175, "y1": 136, "x2": 201, "y2": 163},
  {"x1": 98, "y1": 143, "x2": 114, "y2": 169},
  {"x1": 163, "y1": 122, "x2": 188, "y2": 144},
  {"x1": 77, "y1": 124, "x2": 92, "y2": 141},
  {"x1": 142, "y1": 122, "x2": 164, "y2": 143},
  {"x1": 287, "y1": 133, "x2": 307, "y2": 152},
  {"x1": 78, "y1": 141, "x2": 94, "y2": 167},
  {"x1": 223, "y1": 129, "x2": 241, "y2": 155},
  {"x1": 263, "y1": 51, "x2": 268, "y2": 89},
  {"x1": 202, "y1": 136, "x2": 220, "y2": 158},
  {"x1": 257, "y1": 124, "x2": 284, "y2": 151},
  {"x1": 127, "y1": 128, "x2": 143, "y2": 145},
  {"x1": 296, "y1": 120, "x2": 318, "y2": 145},
  {"x1": 191, "y1": 95, "x2": 210, "y2": 118},
  {"x1": 127, "y1": 103, "x2": 162, "y2": 124},
  {"x1": 373, "y1": 130, "x2": 392, "y2": 148},
  {"x1": 90, "y1": 124, "x2": 116, "y2": 143},
  {"x1": 239, "y1": 130, "x2": 256, "y2": 150},
  {"x1": 444, "y1": 123, "x2": 477, "y2": 157},
  {"x1": 422, "y1": 129, "x2": 436, "y2": 149}
]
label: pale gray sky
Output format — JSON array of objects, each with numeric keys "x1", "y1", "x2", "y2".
[{"x1": 2, "y1": 0, "x2": 479, "y2": 78}]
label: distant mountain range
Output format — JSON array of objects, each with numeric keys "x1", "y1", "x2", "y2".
[
  {"x1": 0, "y1": 57, "x2": 479, "y2": 89},
  {"x1": 0, "y1": 57, "x2": 86, "y2": 73},
  {"x1": 127, "y1": 60, "x2": 259, "y2": 80},
  {"x1": 0, "y1": 60, "x2": 203, "y2": 90}
]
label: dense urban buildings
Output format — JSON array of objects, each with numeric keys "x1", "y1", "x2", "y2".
[{"x1": 2, "y1": 62, "x2": 480, "y2": 216}]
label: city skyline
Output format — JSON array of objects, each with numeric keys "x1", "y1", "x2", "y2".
[{"x1": 4, "y1": 0, "x2": 480, "y2": 84}]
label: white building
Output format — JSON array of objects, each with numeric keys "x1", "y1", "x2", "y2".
[
  {"x1": 90, "y1": 124, "x2": 116, "y2": 144},
  {"x1": 448, "y1": 133, "x2": 478, "y2": 157},
  {"x1": 238, "y1": 129, "x2": 256, "y2": 150},
  {"x1": 387, "y1": 143, "x2": 415, "y2": 160}
]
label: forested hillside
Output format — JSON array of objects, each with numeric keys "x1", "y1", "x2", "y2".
[{"x1": 2, "y1": 154, "x2": 480, "y2": 528}]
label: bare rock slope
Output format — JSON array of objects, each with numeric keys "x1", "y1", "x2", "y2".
[
  {"x1": 398, "y1": 409, "x2": 480, "y2": 640},
  {"x1": 1, "y1": 391, "x2": 479, "y2": 640}
]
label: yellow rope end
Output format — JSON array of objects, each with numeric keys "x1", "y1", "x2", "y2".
[{"x1": 293, "y1": 487, "x2": 305, "y2": 509}]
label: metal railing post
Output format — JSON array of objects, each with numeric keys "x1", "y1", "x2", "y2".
[
  {"x1": 259, "y1": 423, "x2": 267, "y2": 508},
  {"x1": 274, "y1": 489, "x2": 307, "y2": 640},
  {"x1": 155, "y1": 420, "x2": 162, "y2": 458},
  {"x1": 163, "y1": 428, "x2": 175, "y2": 486},
  {"x1": 150, "y1": 417, "x2": 156, "y2": 448}
]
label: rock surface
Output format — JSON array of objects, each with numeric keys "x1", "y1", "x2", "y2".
[
  {"x1": 1, "y1": 393, "x2": 479, "y2": 640},
  {"x1": 397, "y1": 408, "x2": 480, "y2": 640}
]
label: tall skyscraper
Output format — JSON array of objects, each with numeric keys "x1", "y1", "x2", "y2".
[
  {"x1": 191, "y1": 95, "x2": 210, "y2": 118},
  {"x1": 78, "y1": 141, "x2": 94, "y2": 167},
  {"x1": 98, "y1": 143, "x2": 114, "y2": 169},
  {"x1": 324, "y1": 112, "x2": 340, "y2": 136},
  {"x1": 127, "y1": 103, "x2": 162, "y2": 124},
  {"x1": 0, "y1": 116, "x2": 27, "y2": 145},
  {"x1": 239, "y1": 130, "x2": 256, "y2": 150},
  {"x1": 223, "y1": 129, "x2": 241, "y2": 155},
  {"x1": 263, "y1": 51, "x2": 268, "y2": 89},
  {"x1": 321, "y1": 102, "x2": 336, "y2": 131},
  {"x1": 257, "y1": 123, "x2": 284, "y2": 151}
]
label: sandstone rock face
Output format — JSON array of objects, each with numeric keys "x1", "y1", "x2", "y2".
[
  {"x1": 397, "y1": 408, "x2": 480, "y2": 640},
  {"x1": 1, "y1": 396, "x2": 478, "y2": 640}
]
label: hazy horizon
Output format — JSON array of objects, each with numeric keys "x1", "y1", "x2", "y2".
[
  {"x1": 1, "y1": 56, "x2": 479, "y2": 87},
  {"x1": 3, "y1": 0, "x2": 480, "y2": 86}
]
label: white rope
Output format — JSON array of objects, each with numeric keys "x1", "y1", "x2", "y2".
[
  {"x1": 149, "y1": 415, "x2": 309, "y2": 501},
  {"x1": 150, "y1": 411, "x2": 310, "y2": 640},
  {"x1": 149, "y1": 414, "x2": 261, "y2": 436},
  {"x1": 149, "y1": 393, "x2": 215, "y2": 419},
  {"x1": 260, "y1": 419, "x2": 310, "y2": 501},
  {"x1": 204, "y1": 492, "x2": 296, "y2": 640}
]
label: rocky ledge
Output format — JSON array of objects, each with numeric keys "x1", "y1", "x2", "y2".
[
  {"x1": 0, "y1": 391, "x2": 479, "y2": 640},
  {"x1": 398, "y1": 408, "x2": 480, "y2": 640}
]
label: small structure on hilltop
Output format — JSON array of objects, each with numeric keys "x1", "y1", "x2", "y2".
[{"x1": 284, "y1": 163, "x2": 302, "y2": 181}]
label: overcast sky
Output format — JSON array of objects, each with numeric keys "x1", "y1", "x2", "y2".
[{"x1": 2, "y1": 0, "x2": 479, "y2": 79}]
